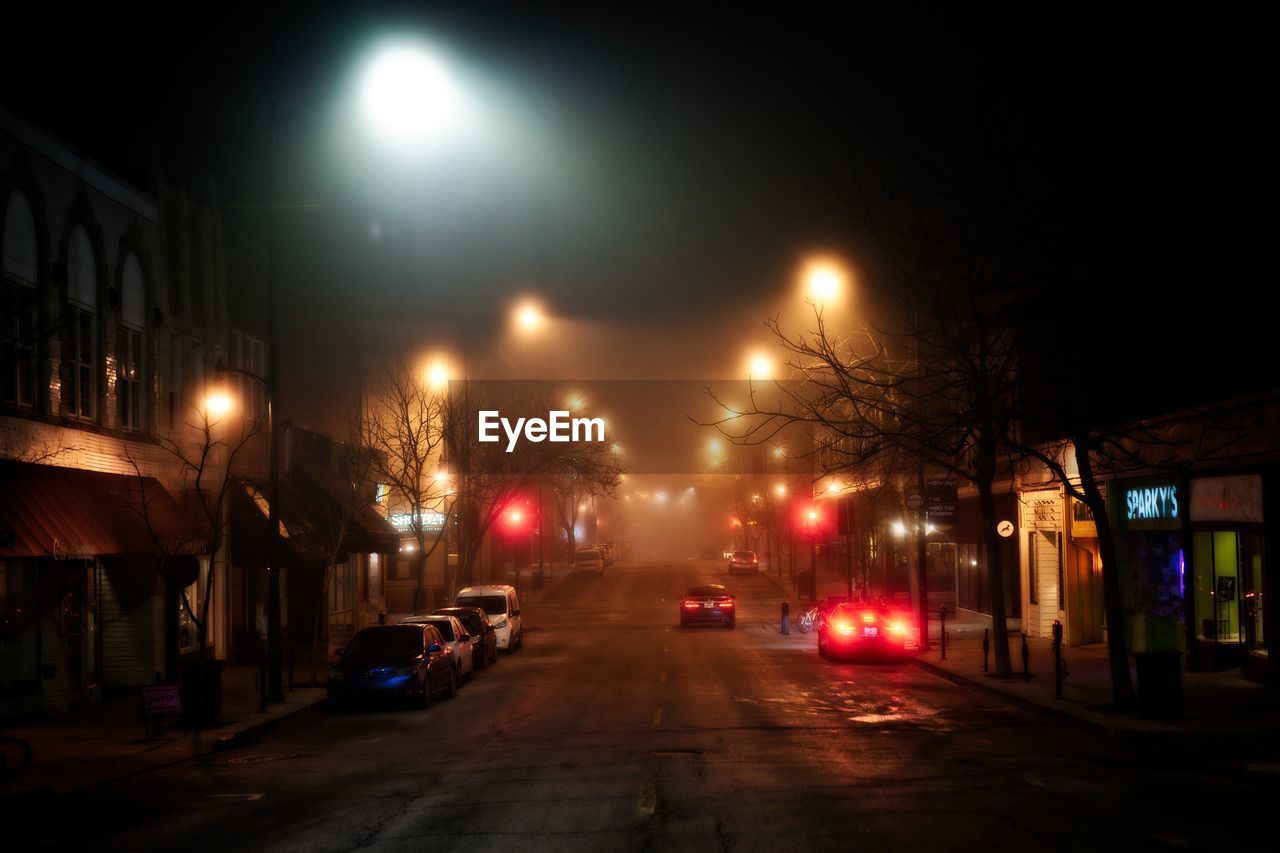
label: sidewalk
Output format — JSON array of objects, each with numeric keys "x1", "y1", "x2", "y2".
[
  {"x1": 913, "y1": 630, "x2": 1280, "y2": 736},
  {"x1": 0, "y1": 665, "x2": 325, "y2": 801},
  {"x1": 755, "y1": 558, "x2": 1280, "y2": 743}
]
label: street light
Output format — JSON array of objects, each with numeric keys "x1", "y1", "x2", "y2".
[
  {"x1": 254, "y1": 41, "x2": 463, "y2": 705},
  {"x1": 801, "y1": 257, "x2": 847, "y2": 306}
]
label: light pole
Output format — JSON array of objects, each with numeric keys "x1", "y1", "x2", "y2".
[{"x1": 247, "y1": 42, "x2": 465, "y2": 703}]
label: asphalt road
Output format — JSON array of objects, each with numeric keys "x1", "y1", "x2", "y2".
[{"x1": 22, "y1": 560, "x2": 1272, "y2": 852}]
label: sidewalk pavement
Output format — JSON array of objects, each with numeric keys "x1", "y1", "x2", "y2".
[
  {"x1": 1, "y1": 664, "x2": 326, "y2": 802},
  {"x1": 752, "y1": 558, "x2": 1280, "y2": 742}
]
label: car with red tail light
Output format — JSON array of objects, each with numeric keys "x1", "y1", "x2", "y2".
[
  {"x1": 817, "y1": 602, "x2": 913, "y2": 661},
  {"x1": 679, "y1": 584, "x2": 736, "y2": 629}
]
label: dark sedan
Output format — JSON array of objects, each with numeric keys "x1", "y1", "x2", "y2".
[
  {"x1": 432, "y1": 606, "x2": 499, "y2": 669},
  {"x1": 679, "y1": 584, "x2": 736, "y2": 629},
  {"x1": 328, "y1": 624, "x2": 457, "y2": 706}
]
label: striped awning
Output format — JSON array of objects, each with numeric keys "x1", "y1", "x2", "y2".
[{"x1": 0, "y1": 460, "x2": 203, "y2": 559}]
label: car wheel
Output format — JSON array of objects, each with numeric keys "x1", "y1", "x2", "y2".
[
  {"x1": 445, "y1": 666, "x2": 458, "y2": 699},
  {"x1": 680, "y1": 614, "x2": 688, "y2": 628},
  {"x1": 818, "y1": 634, "x2": 828, "y2": 659},
  {"x1": 418, "y1": 673, "x2": 432, "y2": 708},
  {"x1": 727, "y1": 617, "x2": 736, "y2": 630}
]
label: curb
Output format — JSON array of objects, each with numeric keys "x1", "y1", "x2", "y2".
[{"x1": 908, "y1": 655, "x2": 1118, "y2": 736}]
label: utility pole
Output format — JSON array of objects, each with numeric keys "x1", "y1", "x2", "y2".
[{"x1": 266, "y1": 98, "x2": 285, "y2": 704}]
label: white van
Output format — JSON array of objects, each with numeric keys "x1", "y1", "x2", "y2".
[{"x1": 455, "y1": 584, "x2": 523, "y2": 652}]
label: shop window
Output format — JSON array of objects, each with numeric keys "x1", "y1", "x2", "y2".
[
  {"x1": 329, "y1": 559, "x2": 354, "y2": 628},
  {"x1": 1027, "y1": 533, "x2": 1038, "y2": 606},
  {"x1": 1194, "y1": 531, "x2": 1247, "y2": 643},
  {"x1": 178, "y1": 558, "x2": 209, "y2": 652}
]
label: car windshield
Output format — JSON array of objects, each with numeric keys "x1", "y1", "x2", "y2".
[
  {"x1": 687, "y1": 586, "x2": 729, "y2": 598},
  {"x1": 732, "y1": 552, "x2": 755, "y2": 560},
  {"x1": 345, "y1": 627, "x2": 422, "y2": 661},
  {"x1": 457, "y1": 595, "x2": 508, "y2": 617},
  {"x1": 436, "y1": 609, "x2": 484, "y2": 633},
  {"x1": 423, "y1": 619, "x2": 455, "y2": 641}
]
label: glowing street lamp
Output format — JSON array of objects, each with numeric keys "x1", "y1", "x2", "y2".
[
  {"x1": 512, "y1": 299, "x2": 546, "y2": 335},
  {"x1": 203, "y1": 390, "x2": 234, "y2": 419},
  {"x1": 747, "y1": 352, "x2": 774, "y2": 380},
  {"x1": 802, "y1": 258, "x2": 846, "y2": 305},
  {"x1": 358, "y1": 41, "x2": 463, "y2": 147}
]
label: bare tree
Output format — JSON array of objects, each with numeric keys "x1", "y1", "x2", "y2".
[{"x1": 358, "y1": 353, "x2": 450, "y2": 611}]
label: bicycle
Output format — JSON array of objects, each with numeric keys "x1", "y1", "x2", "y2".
[
  {"x1": 796, "y1": 605, "x2": 821, "y2": 633},
  {"x1": 0, "y1": 733, "x2": 32, "y2": 781}
]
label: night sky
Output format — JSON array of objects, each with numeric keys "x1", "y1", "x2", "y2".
[{"x1": 3, "y1": 3, "x2": 1269, "y2": 429}]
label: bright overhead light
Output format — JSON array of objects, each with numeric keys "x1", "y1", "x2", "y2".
[
  {"x1": 359, "y1": 42, "x2": 461, "y2": 146},
  {"x1": 513, "y1": 300, "x2": 546, "y2": 334}
]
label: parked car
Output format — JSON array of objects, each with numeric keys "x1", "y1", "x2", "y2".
[
  {"x1": 433, "y1": 606, "x2": 498, "y2": 669},
  {"x1": 728, "y1": 550, "x2": 759, "y2": 575},
  {"x1": 679, "y1": 584, "x2": 736, "y2": 629},
  {"x1": 574, "y1": 548, "x2": 605, "y2": 577},
  {"x1": 455, "y1": 584, "x2": 523, "y2": 653},
  {"x1": 401, "y1": 614, "x2": 474, "y2": 683},
  {"x1": 328, "y1": 624, "x2": 457, "y2": 706},
  {"x1": 817, "y1": 601, "x2": 913, "y2": 661}
]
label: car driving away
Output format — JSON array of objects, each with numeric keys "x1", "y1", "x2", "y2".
[
  {"x1": 727, "y1": 550, "x2": 759, "y2": 575},
  {"x1": 679, "y1": 584, "x2": 736, "y2": 629},
  {"x1": 817, "y1": 601, "x2": 914, "y2": 662},
  {"x1": 328, "y1": 624, "x2": 457, "y2": 707}
]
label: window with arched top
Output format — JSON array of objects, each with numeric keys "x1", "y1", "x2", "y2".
[
  {"x1": 63, "y1": 225, "x2": 96, "y2": 419},
  {"x1": 2, "y1": 192, "x2": 38, "y2": 406},
  {"x1": 3, "y1": 192, "x2": 37, "y2": 283},
  {"x1": 117, "y1": 252, "x2": 145, "y2": 429}
]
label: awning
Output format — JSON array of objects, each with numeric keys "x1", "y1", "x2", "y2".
[
  {"x1": 230, "y1": 480, "x2": 327, "y2": 567},
  {"x1": 293, "y1": 459, "x2": 400, "y2": 555},
  {"x1": 0, "y1": 460, "x2": 205, "y2": 560}
]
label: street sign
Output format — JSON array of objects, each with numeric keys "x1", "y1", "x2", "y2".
[
  {"x1": 996, "y1": 519, "x2": 1015, "y2": 538},
  {"x1": 906, "y1": 493, "x2": 924, "y2": 510},
  {"x1": 926, "y1": 476, "x2": 957, "y2": 528}
]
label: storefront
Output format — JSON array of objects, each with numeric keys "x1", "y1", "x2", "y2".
[
  {"x1": 1020, "y1": 488, "x2": 1064, "y2": 640},
  {"x1": 0, "y1": 461, "x2": 198, "y2": 718},
  {"x1": 1186, "y1": 473, "x2": 1270, "y2": 677},
  {"x1": 952, "y1": 491, "x2": 1020, "y2": 626},
  {"x1": 1111, "y1": 477, "x2": 1186, "y2": 658}
]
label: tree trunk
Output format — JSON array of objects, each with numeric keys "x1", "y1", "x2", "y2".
[
  {"x1": 1075, "y1": 436, "x2": 1136, "y2": 709},
  {"x1": 977, "y1": 470, "x2": 1012, "y2": 675}
]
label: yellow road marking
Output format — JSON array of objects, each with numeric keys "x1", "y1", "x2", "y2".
[
  {"x1": 652, "y1": 708, "x2": 663, "y2": 725},
  {"x1": 638, "y1": 783, "x2": 657, "y2": 815}
]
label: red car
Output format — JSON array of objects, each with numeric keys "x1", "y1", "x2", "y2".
[
  {"x1": 680, "y1": 584, "x2": 736, "y2": 629},
  {"x1": 817, "y1": 602, "x2": 913, "y2": 661}
]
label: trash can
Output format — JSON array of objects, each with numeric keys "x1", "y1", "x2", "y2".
[
  {"x1": 1133, "y1": 651, "x2": 1183, "y2": 721},
  {"x1": 180, "y1": 658, "x2": 224, "y2": 729}
]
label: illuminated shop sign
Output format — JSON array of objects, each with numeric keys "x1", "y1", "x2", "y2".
[
  {"x1": 389, "y1": 511, "x2": 447, "y2": 532},
  {"x1": 1125, "y1": 485, "x2": 1179, "y2": 523}
]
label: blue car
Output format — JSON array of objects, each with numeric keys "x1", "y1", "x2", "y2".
[{"x1": 328, "y1": 624, "x2": 457, "y2": 706}]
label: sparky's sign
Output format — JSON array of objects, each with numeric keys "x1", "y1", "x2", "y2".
[{"x1": 1124, "y1": 483, "x2": 1180, "y2": 530}]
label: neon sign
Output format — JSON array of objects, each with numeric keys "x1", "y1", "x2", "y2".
[{"x1": 1125, "y1": 485, "x2": 1179, "y2": 522}]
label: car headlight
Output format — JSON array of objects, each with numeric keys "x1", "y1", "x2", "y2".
[{"x1": 491, "y1": 616, "x2": 508, "y2": 629}]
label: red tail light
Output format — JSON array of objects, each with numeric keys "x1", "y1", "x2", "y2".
[
  {"x1": 683, "y1": 600, "x2": 700, "y2": 609},
  {"x1": 889, "y1": 620, "x2": 908, "y2": 635},
  {"x1": 833, "y1": 619, "x2": 854, "y2": 635},
  {"x1": 720, "y1": 600, "x2": 734, "y2": 608}
]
